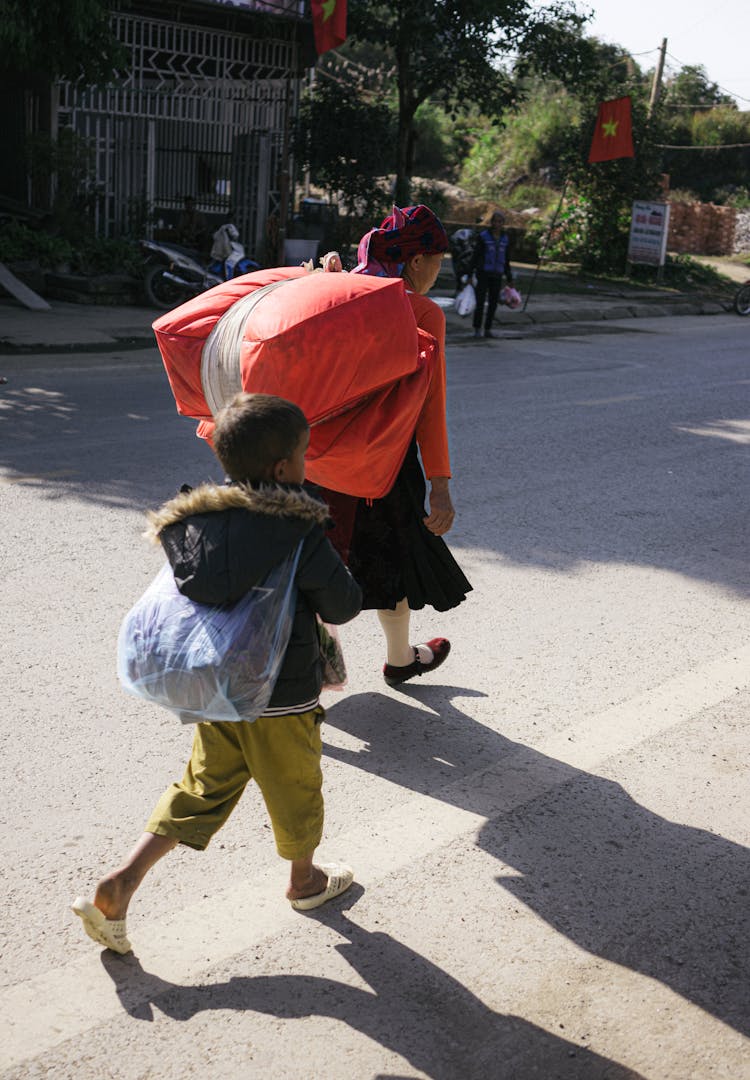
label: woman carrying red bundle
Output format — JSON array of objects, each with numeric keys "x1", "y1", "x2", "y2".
[{"x1": 319, "y1": 204, "x2": 472, "y2": 687}]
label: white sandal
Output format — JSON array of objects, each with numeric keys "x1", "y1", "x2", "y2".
[
  {"x1": 289, "y1": 863, "x2": 354, "y2": 911},
  {"x1": 72, "y1": 896, "x2": 132, "y2": 954}
]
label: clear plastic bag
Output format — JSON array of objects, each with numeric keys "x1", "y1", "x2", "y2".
[
  {"x1": 117, "y1": 543, "x2": 302, "y2": 723},
  {"x1": 318, "y1": 618, "x2": 347, "y2": 691}
]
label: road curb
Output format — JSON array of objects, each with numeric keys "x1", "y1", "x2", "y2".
[
  {"x1": 443, "y1": 295, "x2": 731, "y2": 341},
  {"x1": 0, "y1": 335, "x2": 156, "y2": 356}
]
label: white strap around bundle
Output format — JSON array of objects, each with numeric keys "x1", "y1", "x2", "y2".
[{"x1": 200, "y1": 278, "x2": 295, "y2": 417}]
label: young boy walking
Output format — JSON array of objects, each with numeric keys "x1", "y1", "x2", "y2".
[{"x1": 73, "y1": 392, "x2": 362, "y2": 954}]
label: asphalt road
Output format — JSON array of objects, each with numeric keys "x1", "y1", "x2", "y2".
[{"x1": 1, "y1": 315, "x2": 748, "y2": 1079}]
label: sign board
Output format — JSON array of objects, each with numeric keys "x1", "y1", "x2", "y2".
[{"x1": 628, "y1": 201, "x2": 670, "y2": 267}]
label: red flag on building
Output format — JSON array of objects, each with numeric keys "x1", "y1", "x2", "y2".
[
  {"x1": 312, "y1": 0, "x2": 347, "y2": 55},
  {"x1": 588, "y1": 96, "x2": 635, "y2": 163}
]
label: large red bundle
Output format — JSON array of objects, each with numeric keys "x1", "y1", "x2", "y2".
[{"x1": 152, "y1": 268, "x2": 436, "y2": 498}]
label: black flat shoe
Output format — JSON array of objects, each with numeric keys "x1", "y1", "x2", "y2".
[{"x1": 383, "y1": 638, "x2": 451, "y2": 687}]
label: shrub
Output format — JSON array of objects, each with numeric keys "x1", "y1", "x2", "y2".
[{"x1": 0, "y1": 219, "x2": 73, "y2": 268}]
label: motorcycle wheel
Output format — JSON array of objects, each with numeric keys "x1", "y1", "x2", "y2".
[
  {"x1": 144, "y1": 265, "x2": 188, "y2": 310},
  {"x1": 733, "y1": 283, "x2": 750, "y2": 316}
]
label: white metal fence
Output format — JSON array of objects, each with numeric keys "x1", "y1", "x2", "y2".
[{"x1": 58, "y1": 10, "x2": 302, "y2": 255}]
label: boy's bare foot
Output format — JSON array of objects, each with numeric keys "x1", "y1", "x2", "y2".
[
  {"x1": 286, "y1": 864, "x2": 329, "y2": 902},
  {"x1": 93, "y1": 870, "x2": 139, "y2": 921},
  {"x1": 288, "y1": 863, "x2": 355, "y2": 911}
]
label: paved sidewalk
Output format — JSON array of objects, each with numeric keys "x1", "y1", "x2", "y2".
[
  {"x1": 0, "y1": 271, "x2": 732, "y2": 355},
  {"x1": 0, "y1": 299, "x2": 158, "y2": 354}
]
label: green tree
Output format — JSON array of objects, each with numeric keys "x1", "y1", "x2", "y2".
[
  {"x1": 662, "y1": 106, "x2": 750, "y2": 202},
  {"x1": 548, "y1": 59, "x2": 665, "y2": 271},
  {"x1": 0, "y1": 0, "x2": 124, "y2": 85},
  {"x1": 294, "y1": 77, "x2": 396, "y2": 246},
  {"x1": 662, "y1": 65, "x2": 736, "y2": 111},
  {"x1": 347, "y1": 0, "x2": 592, "y2": 204},
  {"x1": 656, "y1": 66, "x2": 749, "y2": 200}
]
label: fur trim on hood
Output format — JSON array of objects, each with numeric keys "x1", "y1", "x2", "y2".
[{"x1": 145, "y1": 482, "x2": 330, "y2": 543}]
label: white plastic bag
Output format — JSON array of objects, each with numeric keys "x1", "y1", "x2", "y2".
[
  {"x1": 454, "y1": 281, "x2": 476, "y2": 317},
  {"x1": 117, "y1": 542, "x2": 303, "y2": 723}
]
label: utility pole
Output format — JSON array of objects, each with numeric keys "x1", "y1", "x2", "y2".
[{"x1": 649, "y1": 38, "x2": 667, "y2": 116}]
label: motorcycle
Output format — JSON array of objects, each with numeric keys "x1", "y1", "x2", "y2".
[
  {"x1": 733, "y1": 279, "x2": 750, "y2": 316},
  {"x1": 141, "y1": 223, "x2": 260, "y2": 309}
]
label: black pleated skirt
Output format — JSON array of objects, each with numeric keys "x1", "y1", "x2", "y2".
[{"x1": 318, "y1": 441, "x2": 472, "y2": 612}]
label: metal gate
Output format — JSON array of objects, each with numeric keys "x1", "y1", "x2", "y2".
[{"x1": 57, "y1": 10, "x2": 301, "y2": 253}]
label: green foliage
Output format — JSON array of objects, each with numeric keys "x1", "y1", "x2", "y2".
[
  {"x1": 293, "y1": 78, "x2": 394, "y2": 245},
  {"x1": 347, "y1": 0, "x2": 592, "y2": 202},
  {"x1": 691, "y1": 106, "x2": 749, "y2": 145},
  {"x1": 662, "y1": 65, "x2": 736, "y2": 111},
  {"x1": 25, "y1": 128, "x2": 99, "y2": 239},
  {"x1": 410, "y1": 180, "x2": 450, "y2": 221},
  {"x1": 0, "y1": 217, "x2": 141, "y2": 274},
  {"x1": 0, "y1": 219, "x2": 72, "y2": 268},
  {"x1": 69, "y1": 237, "x2": 142, "y2": 276},
  {"x1": 660, "y1": 106, "x2": 750, "y2": 202},
  {"x1": 539, "y1": 59, "x2": 666, "y2": 272},
  {"x1": 715, "y1": 186, "x2": 750, "y2": 209},
  {"x1": 0, "y1": 0, "x2": 125, "y2": 84},
  {"x1": 668, "y1": 187, "x2": 701, "y2": 204},
  {"x1": 411, "y1": 103, "x2": 471, "y2": 180},
  {"x1": 459, "y1": 79, "x2": 580, "y2": 197},
  {"x1": 661, "y1": 253, "x2": 738, "y2": 295},
  {"x1": 545, "y1": 192, "x2": 635, "y2": 268},
  {"x1": 502, "y1": 184, "x2": 561, "y2": 214}
]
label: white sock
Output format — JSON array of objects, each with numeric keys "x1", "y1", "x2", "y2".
[
  {"x1": 377, "y1": 599, "x2": 412, "y2": 666},
  {"x1": 377, "y1": 600, "x2": 434, "y2": 667}
]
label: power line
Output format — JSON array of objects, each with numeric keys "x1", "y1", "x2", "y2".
[
  {"x1": 665, "y1": 50, "x2": 750, "y2": 103},
  {"x1": 664, "y1": 103, "x2": 739, "y2": 110},
  {"x1": 656, "y1": 141, "x2": 750, "y2": 150}
]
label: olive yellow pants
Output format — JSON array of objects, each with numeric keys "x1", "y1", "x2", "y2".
[{"x1": 145, "y1": 706, "x2": 324, "y2": 860}]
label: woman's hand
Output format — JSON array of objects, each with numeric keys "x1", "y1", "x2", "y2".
[{"x1": 424, "y1": 478, "x2": 455, "y2": 535}]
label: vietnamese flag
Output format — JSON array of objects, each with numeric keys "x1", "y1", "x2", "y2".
[
  {"x1": 312, "y1": 0, "x2": 347, "y2": 55},
  {"x1": 588, "y1": 96, "x2": 635, "y2": 163}
]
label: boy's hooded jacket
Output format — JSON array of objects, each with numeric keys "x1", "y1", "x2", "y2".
[{"x1": 147, "y1": 482, "x2": 362, "y2": 712}]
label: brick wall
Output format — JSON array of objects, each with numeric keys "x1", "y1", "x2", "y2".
[{"x1": 667, "y1": 201, "x2": 737, "y2": 255}]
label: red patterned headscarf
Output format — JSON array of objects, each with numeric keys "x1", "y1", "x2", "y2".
[{"x1": 353, "y1": 204, "x2": 449, "y2": 278}]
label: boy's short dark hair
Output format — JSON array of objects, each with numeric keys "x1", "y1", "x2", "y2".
[{"x1": 213, "y1": 392, "x2": 308, "y2": 483}]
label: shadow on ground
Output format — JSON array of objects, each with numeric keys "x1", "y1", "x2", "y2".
[
  {"x1": 101, "y1": 913, "x2": 644, "y2": 1079},
  {"x1": 322, "y1": 688, "x2": 749, "y2": 1040}
]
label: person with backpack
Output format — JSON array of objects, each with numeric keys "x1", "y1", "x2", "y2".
[
  {"x1": 72, "y1": 392, "x2": 362, "y2": 954},
  {"x1": 472, "y1": 210, "x2": 515, "y2": 339},
  {"x1": 316, "y1": 204, "x2": 472, "y2": 690}
]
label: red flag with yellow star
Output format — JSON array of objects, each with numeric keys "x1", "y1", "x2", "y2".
[
  {"x1": 588, "y1": 96, "x2": 635, "y2": 163},
  {"x1": 312, "y1": 0, "x2": 347, "y2": 55}
]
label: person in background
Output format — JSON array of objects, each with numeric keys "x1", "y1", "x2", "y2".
[
  {"x1": 448, "y1": 226, "x2": 477, "y2": 294},
  {"x1": 176, "y1": 195, "x2": 210, "y2": 255},
  {"x1": 472, "y1": 210, "x2": 514, "y2": 340}
]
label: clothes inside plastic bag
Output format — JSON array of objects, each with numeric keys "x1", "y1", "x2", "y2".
[
  {"x1": 454, "y1": 281, "x2": 476, "y2": 317},
  {"x1": 117, "y1": 542, "x2": 302, "y2": 723}
]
